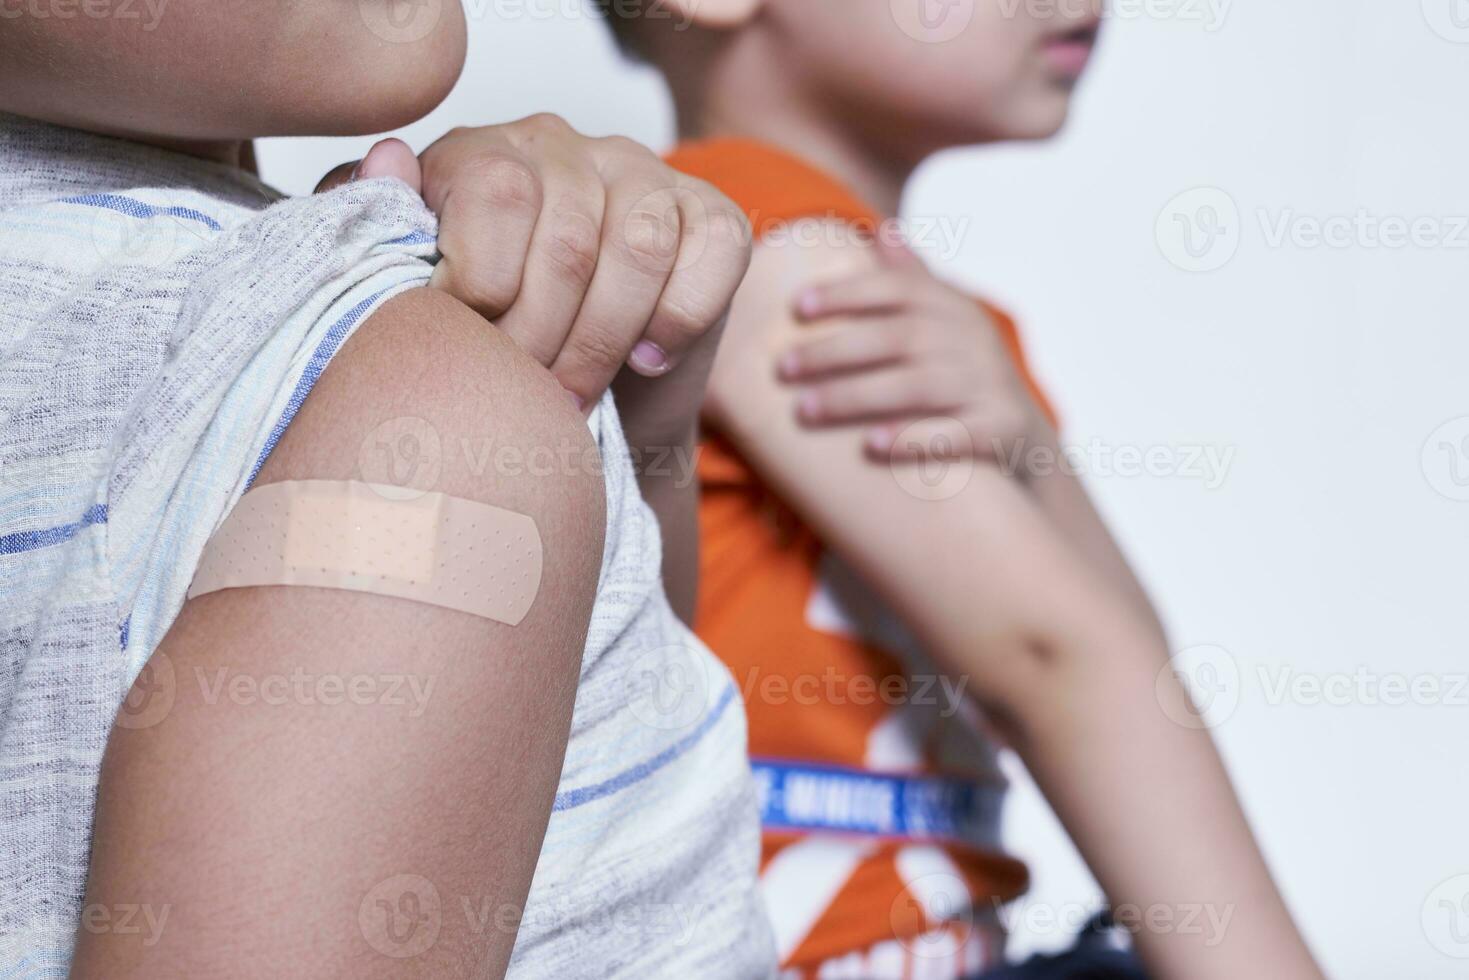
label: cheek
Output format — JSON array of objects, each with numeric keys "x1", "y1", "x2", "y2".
[
  {"x1": 0, "y1": 1, "x2": 466, "y2": 140},
  {"x1": 770, "y1": 0, "x2": 1068, "y2": 141},
  {"x1": 249, "y1": 1, "x2": 468, "y2": 134},
  {"x1": 909, "y1": 25, "x2": 1077, "y2": 138},
  {"x1": 885, "y1": 42, "x2": 1035, "y2": 121}
]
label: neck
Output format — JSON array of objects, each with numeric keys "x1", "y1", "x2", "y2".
[{"x1": 671, "y1": 44, "x2": 916, "y2": 217}]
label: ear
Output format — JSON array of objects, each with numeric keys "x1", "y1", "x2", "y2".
[{"x1": 659, "y1": 0, "x2": 761, "y2": 29}]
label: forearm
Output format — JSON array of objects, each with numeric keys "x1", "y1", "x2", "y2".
[
  {"x1": 714, "y1": 235, "x2": 1316, "y2": 975},
  {"x1": 631, "y1": 425, "x2": 700, "y2": 624},
  {"x1": 718, "y1": 407, "x2": 1319, "y2": 979},
  {"x1": 1005, "y1": 607, "x2": 1322, "y2": 979},
  {"x1": 612, "y1": 369, "x2": 704, "y2": 625},
  {"x1": 1019, "y1": 424, "x2": 1166, "y2": 641}
]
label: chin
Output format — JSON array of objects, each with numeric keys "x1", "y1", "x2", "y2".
[
  {"x1": 988, "y1": 91, "x2": 1076, "y2": 142},
  {"x1": 275, "y1": 6, "x2": 468, "y2": 137}
]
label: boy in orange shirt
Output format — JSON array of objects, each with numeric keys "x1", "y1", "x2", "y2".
[{"x1": 598, "y1": 2, "x2": 1324, "y2": 979}]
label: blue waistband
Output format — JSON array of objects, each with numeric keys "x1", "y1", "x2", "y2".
[{"x1": 751, "y1": 758, "x2": 1005, "y2": 844}]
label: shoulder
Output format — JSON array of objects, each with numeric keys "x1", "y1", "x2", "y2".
[
  {"x1": 706, "y1": 224, "x2": 881, "y2": 439},
  {"x1": 75, "y1": 288, "x2": 609, "y2": 977},
  {"x1": 258, "y1": 286, "x2": 606, "y2": 553},
  {"x1": 252, "y1": 286, "x2": 609, "y2": 654},
  {"x1": 749, "y1": 218, "x2": 882, "y2": 284}
]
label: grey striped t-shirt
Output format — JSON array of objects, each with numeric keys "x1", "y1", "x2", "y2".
[{"x1": 0, "y1": 113, "x2": 774, "y2": 978}]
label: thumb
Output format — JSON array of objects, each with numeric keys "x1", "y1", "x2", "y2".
[{"x1": 312, "y1": 138, "x2": 424, "y2": 195}]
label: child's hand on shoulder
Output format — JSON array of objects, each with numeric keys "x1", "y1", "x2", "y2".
[
  {"x1": 778, "y1": 242, "x2": 1053, "y2": 466},
  {"x1": 315, "y1": 117, "x2": 751, "y2": 421}
]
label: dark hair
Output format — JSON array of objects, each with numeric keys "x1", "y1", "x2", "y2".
[{"x1": 592, "y1": 0, "x2": 646, "y2": 58}]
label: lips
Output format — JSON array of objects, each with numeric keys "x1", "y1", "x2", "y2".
[{"x1": 1042, "y1": 22, "x2": 1101, "y2": 77}]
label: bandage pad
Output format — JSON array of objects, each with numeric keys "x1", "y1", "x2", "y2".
[{"x1": 187, "y1": 480, "x2": 542, "y2": 625}]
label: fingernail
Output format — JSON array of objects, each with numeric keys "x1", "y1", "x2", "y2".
[
  {"x1": 866, "y1": 427, "x2": 896, "y2": 453},
  {"x1": 349, "y1": 158, "x2": 366, "y2": 182},
  {"x1": 796, "y1": 288, "x2": 822, "y2": 318},
  {"x1": 630, "y1": 340, "x2": 670, "y2": 375},
  {"x1": 798, "y1": 390, "x2": 821, "y2": 420},
  {"x1": 565, "y1": 388, "x2": 586, "y2": 411}
]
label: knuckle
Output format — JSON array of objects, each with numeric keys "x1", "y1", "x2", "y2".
[
  {"x1": 566, "y1": 325, "x2": 629, "y2": 371},
  {"x1": 659, "y1": 293, "x2": 720, "y2": 343},
  {"x1": 705, "y1": 206, "x2": 754, "y2": 265},
  {"x1": 599, "y1": 133, "x2": 654, "y2": 160},
  {"x1": 543, "y1": 211, "x2": 602, "y2": 286},
  {"x1": 522, "y1": 111, "x2": 571, "y2": 135},
  {"x1": 619, "y1": 197, "x2": 681, "y2": 271},
  {"x1": 462, "y1": 152, "x2": 543, "y2": 213},
  {"x1": 458, "y1": 266, "x2": 517, "y2": 313},
  {"x1": 681, "y1": 180, "x2": 752, "y2": 259}
]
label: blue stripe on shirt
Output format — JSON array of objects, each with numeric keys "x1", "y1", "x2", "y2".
[
  {"x1": 552, "y1": 684, "x2": 739, "y2": 812},
  {"x1": 61, "y1": 193, "x2": 223, "y2": 232},
  {"x1": 0, "y1": 504, "x2": 107, "y2": 556},
  {"x1": 244, "y1": 286, "x2": 395, "y2": 488},
  {"x1": 383, "y1": 229, "x2": 435, "y2": 247}
]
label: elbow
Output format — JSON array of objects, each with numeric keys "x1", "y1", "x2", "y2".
[
  {"x1": 961, "y1": 630, "x2": 1068, "y2": 748},
  {"x1": 961, "y1": 610, "x2": 1169, "y2": 751}
]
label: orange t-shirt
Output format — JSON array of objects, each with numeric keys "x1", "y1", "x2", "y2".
[{"x1": 669, "y1": 138, "x2": 1054, "y2": 973}]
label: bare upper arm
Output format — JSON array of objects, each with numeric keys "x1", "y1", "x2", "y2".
[
  {"x1": 706, "y1": 231, "x2": 1129, "y2": 699},
  {"x1": 73, "y1": 288, "x2": 605, "y2": 979}
]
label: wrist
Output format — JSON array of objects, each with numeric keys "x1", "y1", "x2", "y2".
[{"x1": 613, "y1": 375, "x2": 701, "y2": 454}]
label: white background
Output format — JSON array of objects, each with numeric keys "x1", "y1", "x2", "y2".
[{"x1": 261, "y1": 2, "x2": 1469, "y2": 976}]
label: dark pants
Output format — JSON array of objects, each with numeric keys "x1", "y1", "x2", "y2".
[{"x1": 975, "y1": 914, "x2": 1148, "y2": 980}]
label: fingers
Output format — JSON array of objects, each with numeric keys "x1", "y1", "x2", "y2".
[
  {"x1": 547, "y1": 138, "x2": 684, "y2": 406},
  {"x1": 865, "y1": 416, "x2": 999, "y2": 463},
  {"x1": 794, "y1": 268, "x2": 916, "y2": 321},
  {"x1": 795, "y1": 365, "x2": 966, "y2": 427},
  {"x1": 632, "y1": 176, "x2": 752, "y2": 377},
  {"x1": 394, "y1": 118, "x2": 750, "y2": 410},
  {"x1": 356, "y1": 138, "x2": 423, "y2": 193},
  {"x1": 421, "y1": 130, "x2": 544, "y2": 321},
  {"x1": 492, "y1": 157, "x2": 607, "y2": 369},
  {"x1": 312, "y1": 138, "x2": 423, "y2": 195},
  {"x1": 779, "y1": 319, "x2": 910, "y2": 380}
]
